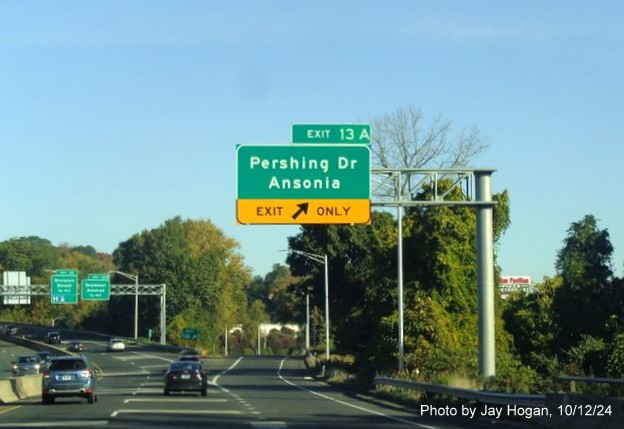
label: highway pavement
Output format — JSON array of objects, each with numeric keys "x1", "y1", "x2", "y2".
[{"x1": 0, "y1": 337, "x2": 531, "y2": 428}]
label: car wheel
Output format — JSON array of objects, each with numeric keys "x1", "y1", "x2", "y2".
[
  {"x1": 42, "y1": 395, "x2": 54, "y2": 405},
  {"x1": 164, "y1": 388, "x2": 170, "y2": 396},
  {"x1": 201, "y1": 387, "x2": 207, "y2": 397},
  {"x1": 87, "y1": 393, "x2": 95, "y2": 404}
]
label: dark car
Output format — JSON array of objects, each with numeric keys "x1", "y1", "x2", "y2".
[
  {"x1": 67, "y1": 340, "x2": 83, "y2": 352},
  {"x1": 4, "y1": 324, "x2": 18, "y2": 335},
  {"x1": 12, "y1": 355, "x2": 42, "y2": 376},
  {"x1": 177, "y1": 354, "x2": 202, "y2": 363},
  {"x1": 42, "y1": 356, "x2": 98, "y2": 404},
  {"x1": 45, "y1": 331, "x2": 61, "y2": 344},
  {"x1": 164, "y1": 361, "x2": 207, "y2": 396}
]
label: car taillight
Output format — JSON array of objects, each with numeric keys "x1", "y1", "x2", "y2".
[
  {"x1": 43, "y1": 370, "x2": 50, "y2": 379},
  {"x1": 81, "y1": 369, "x2": 93, "y2": 377}
]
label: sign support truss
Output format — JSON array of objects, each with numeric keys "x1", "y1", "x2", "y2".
[{"x1": 371, "y1": 168, "x2": 496, "y2": 381}]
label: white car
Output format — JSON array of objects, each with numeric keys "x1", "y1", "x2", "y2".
[{"x1": 107, "y1": 338, "x2": 126, "y2": 351}]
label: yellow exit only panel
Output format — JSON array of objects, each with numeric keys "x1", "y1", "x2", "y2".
[{"x1": 237, "y1": 199, "x2": 371, "y2": 225}]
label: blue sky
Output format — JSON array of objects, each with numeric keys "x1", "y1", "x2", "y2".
[{"x1": 2, "y1": 1, "x2": 623, "y2": 282}]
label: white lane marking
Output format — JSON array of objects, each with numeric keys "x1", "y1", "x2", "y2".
[
  {"x1": 250, "y1": 422, "x2": 288, "y2": 428},
  {"x1": 211, "y1": 356, "x2": 244, "y2": 385},
  {"x1": 112, "y1": 355, "x2": 152, "y2": 361},
  {"x1": 277, "y1": 357, "x2": 436, "y2": 429},
  {"x1": 98, "y1": 388, "x2": 143, "y2": 395},
  {"x1": 132, "y1": 387, "x2": 162, "y2": 394},
  {"x1": 138, "y1": 381, "x2": 163, "y2": 387},
  {"x1": 102, "y1": 371, "x2": 149, "y2": 377},
  {"x1": 106, "y1": 350, "x2": 174, "y2": 364},
  {"x1": 0, "y1": 421, "x2": 109, "y2": 427},
  {"x1": 129, "y1": 351, "x2": 176, "y2": 362},
  {"x1": 124, "y1": 398, "x2": 227, "y2": 403},
  {"x1": 138, "y1": 364, "x2": 169, "y2": 369},
  {"x1": 113, "y1": 409, "x2": 241, "y2": 415}
]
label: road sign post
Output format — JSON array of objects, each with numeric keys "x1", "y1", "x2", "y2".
[{"x1": 236, "y1": 144, "x2": 370, "y2": 224}]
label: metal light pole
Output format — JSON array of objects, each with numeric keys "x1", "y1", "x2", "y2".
[
  {"x1": 305, "y1": 293, "x2": 310, "y2": 350},
  {"x1": 290, "y1": 249, "x2": 330, "y2": 361},
  {"x1": 110, "y1": 270, "x2": 139, "y2": 339},
  {"x1": 396, "y1": 172, "x2": 405, "y2": 373}
]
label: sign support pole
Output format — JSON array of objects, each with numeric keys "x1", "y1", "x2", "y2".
[
  {"x1": 396, "y1": 171, "x2": 405, "y2": 373},
  {"x1": 476, "y1": 171, "x2": 495, "y2": 380}
]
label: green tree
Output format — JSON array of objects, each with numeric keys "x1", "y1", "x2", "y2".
[
  {"x1": 553, "y1": 215, "x2": 614, "y2": 351},
  {"x1": 287, "y1": 211, "x2": 398, "y2": 364},
  {"x1": 246, "y1": 264, "x2": 301, "y2": 323},
  {"x1": 502, "y1": 276, "x2": 561, "y2": 375},
  {"x1": 0, "y1": 237, "x2": 60, "y2": 279},
  {"x1": 112, "y1": 217, "x2": 251, "y2": 347},
  {"x1": 395, "y1": 181, "x2": 517, "y2": 381},
  {"x1": 286, "y1": 177, "x2": 519, "y2": 384},
  {"x1": 0, "y1": 237, "x2": 115, "y2": 327}
]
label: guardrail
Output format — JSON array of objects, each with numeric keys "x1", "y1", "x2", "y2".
[
  {"x1": 558, "y1": 375, "x2": 624, "y2": 393},
  {"x1": 373, "y1": 376, "x2": 546, "y2": 407}
]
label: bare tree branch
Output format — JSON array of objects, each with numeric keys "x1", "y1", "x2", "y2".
[{"x1": 370, "y1": 105, "x2": 489, "y2": 199}]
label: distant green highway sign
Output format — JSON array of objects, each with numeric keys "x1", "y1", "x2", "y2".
[
  {"x1": 51, "y1": 272, "x2": 78, "y2": 304},
  {"x1": 81, "y1": 273, "x2": 111, "y2": 301},
  {"x1": 181, "y1": 328, "x2": 199, "y2": 341},
  {"x1": 292, "y1": 124, "x2": 371, "y2": 144}
]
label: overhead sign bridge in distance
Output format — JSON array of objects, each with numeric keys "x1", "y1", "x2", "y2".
[{"x1": 236, "y1": 144, "x2": 371, "y2": 225}]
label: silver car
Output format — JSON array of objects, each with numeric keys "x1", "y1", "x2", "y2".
[
  {"x1": 42, "y1": 356, "x2": 98, "y2": 404},
  {"x1": 12, "y1": 355, "x2": 41, "y2": 376}
]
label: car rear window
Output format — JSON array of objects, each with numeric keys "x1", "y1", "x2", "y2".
[
  {"x1": 49, "y1": 359, "x2": 87, "y2": 371},
  {"x1": 19, "y1": 356, "x2": 39, "y2": 363},
  {"x1": 170, "y1": 362, "x2": 201, "y2": 371},
  {"x1": 178, "y1": 356, "x2": 200, "y2": 361}
]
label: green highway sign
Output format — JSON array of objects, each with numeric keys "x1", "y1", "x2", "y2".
[
  {"x1": 51, "y1": 274, "x2": 78, "y2": 304},
  {"x1": 236, "y1": 145, "x2": 370, "y2": 200},
  {"x1": 292, "y1": 124, "x2": 371, "y2": 144},
  {"x1": 181, "y1": 328, "x2": 199, "y2": 341},
  {"x1": 81, "y1": 274, "x2": 111, "y2": 301}
]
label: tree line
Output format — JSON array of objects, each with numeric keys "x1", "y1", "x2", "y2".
[{"x1": 3, "y1": 210, "x2": 622, "y2": 392}]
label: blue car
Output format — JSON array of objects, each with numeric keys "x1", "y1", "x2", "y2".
[{"x1": 42, "y1": 356, "x2": 98, "y2": 404}]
